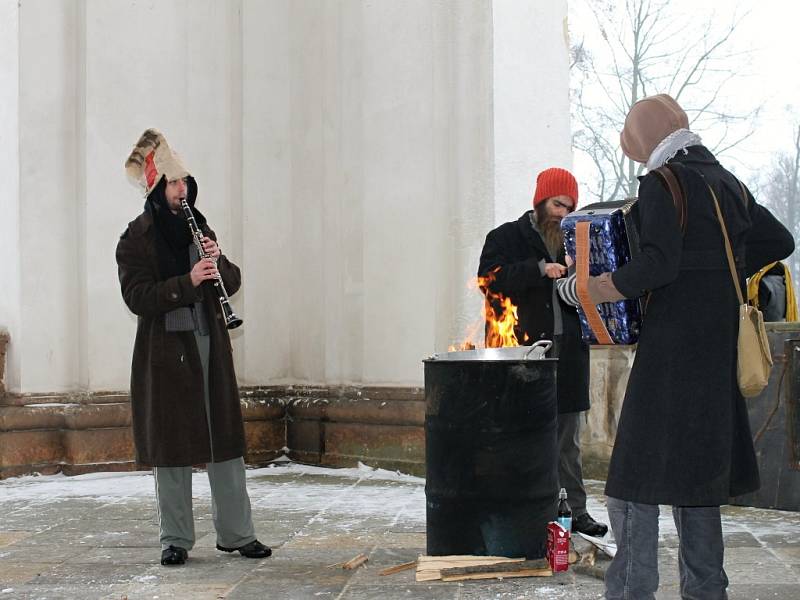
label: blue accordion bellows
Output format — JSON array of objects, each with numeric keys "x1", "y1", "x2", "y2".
[{"x1": 560, "y1": 199, "x2": 642, "y2": 345}]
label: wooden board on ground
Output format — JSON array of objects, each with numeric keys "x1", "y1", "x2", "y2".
[
  {"x1": 416, "y1": 555, "x2": 552, "y2": 582},
  {"x1": 440, "y1": 558, "x2": 552, "y2": 582},
  {"x1": 342, "y1": 553, "x2": 369, "y2": 570},
  {"x1": 379, "y1": 560, "x2": 417, "y2": 576}
]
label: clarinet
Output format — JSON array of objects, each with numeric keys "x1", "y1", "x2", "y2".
[{"x1": 181, "y1": 199, "x2": 243, "y2": 330}]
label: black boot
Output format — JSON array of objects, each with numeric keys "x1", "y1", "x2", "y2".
[
  {"x1": 572, "y1": 513, "x2": 609, "y2": 537},
  {"x1": 216, "y1": 539, "x2": 272, "y2": 558},
  {"x1": 160, "y1": 545, "x2": 188, "y2": 566}
]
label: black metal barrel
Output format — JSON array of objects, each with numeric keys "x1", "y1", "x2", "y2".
[
  {"x1": 731, "y1": 323, "x2": 800, "y2": 510},
  {"x1": 423, "y1": 345, "x2": 558, "y2": 559}
]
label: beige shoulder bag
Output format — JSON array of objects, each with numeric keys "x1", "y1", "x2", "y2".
[{"x1": 707, "y1": 184, "x2": 772, "y2": 398}]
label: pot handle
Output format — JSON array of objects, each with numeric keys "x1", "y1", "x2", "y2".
[{"x1": 524, "y1": 339, "x2": 553, "y2": 360}]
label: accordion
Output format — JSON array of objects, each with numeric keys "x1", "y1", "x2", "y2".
[{"x1": 560, "y1": 199, "x2": 643, "y2": 345}]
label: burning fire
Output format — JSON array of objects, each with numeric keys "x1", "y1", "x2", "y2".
[{"x1": 448, "y1": 268, "x2": 529, "y2": 351}]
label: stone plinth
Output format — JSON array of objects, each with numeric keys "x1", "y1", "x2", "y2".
[
  {"x1": 0, "y1": 385, "x2": 424, "y2": 479},
  {"x1": 580, "y1": 346, "x2": 636, "y2": 480},
  {"x1": 283, "y1": 386, "x2": 425, "y2": 476},
  {"x1": 0, "y1": 329, "x2": 8, "y2": 396}
]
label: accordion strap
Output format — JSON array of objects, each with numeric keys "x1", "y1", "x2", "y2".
[{"x1": 575, "y1": 221, "x2": 614, "y2": 345}]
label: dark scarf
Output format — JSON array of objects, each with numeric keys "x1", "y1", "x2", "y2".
[{"x1": 146, "y1": 176, "x2": 207, "y2": 280}]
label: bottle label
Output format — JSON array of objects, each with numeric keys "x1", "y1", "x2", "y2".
[{"x1": 557, "y1": 516, "x2": 572, "y2": 532}]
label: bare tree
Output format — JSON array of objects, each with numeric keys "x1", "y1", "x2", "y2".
[
  {"x1": 571, "y1": 0, "x2": 760, "y2": 203},
  {"x1": 759, "y1": 122, "x2": 800, "y2": 290}
]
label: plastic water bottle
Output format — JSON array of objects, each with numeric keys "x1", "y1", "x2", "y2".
[{"x1": 557, "y1": 487, "x2": 572, "y2": 532}]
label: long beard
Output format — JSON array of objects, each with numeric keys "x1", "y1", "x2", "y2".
[{"x1": 540, "y1": 219, "x2": 564, "y2": 258}]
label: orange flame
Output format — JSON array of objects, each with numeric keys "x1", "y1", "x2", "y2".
[{"x1": 448, "y1": 267, "x2": 528, "y2": 350}]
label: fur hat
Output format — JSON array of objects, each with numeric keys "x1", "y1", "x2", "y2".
[
  {"x1": 125, "y1": 128, "x2": 190, "y2": 195},
  {"x1": 620, "y1": 94, "x2": 689, "y2": 163},
  {"x1": 533, "y1": 167, "x2": 578, "y2": 208}
]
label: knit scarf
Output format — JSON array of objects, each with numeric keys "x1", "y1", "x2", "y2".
[{"x1": 646, "y1": 128, "x2": 703, "y2": 171}]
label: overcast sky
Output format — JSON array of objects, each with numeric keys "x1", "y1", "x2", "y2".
[{"x1": 568, "y1": 0, "x2": 800, "y2": 191}]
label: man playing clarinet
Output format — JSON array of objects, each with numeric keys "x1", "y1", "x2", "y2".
[{"x1": 116, "y1": 128, "x2": 270, "y2": 566}]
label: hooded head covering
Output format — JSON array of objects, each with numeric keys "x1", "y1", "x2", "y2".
[
  {"x1": 125, "y1": 128, "x2": 190, "y2": 195},
  {"x1": 125, "y1": 128, "x2": 205, "y2": 280},
  {"x1": 620, "y1": 94, "x2": 690, "y2": 164}
]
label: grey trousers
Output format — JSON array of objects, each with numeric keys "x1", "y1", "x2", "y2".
[
  {"x1": 557, "y1": 411, "x2": 587, "y2": 516},
  {"x1": 152, "y1": 330, "x2": 256, "y2": 551},
  {"x1": 605, "y1": 497, "x2": 729, "y2": 600},
  {"x1": 154, "y1": 457, "x2": 256, "y2": 550}
]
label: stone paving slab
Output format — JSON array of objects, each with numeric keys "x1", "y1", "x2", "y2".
[{"x1": 0, "y1": 462, "x2": 798, "y2": 599}]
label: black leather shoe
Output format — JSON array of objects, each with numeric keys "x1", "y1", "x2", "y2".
[
  {"x1": 572, "y1": 513, "x2": 609, "y2": 537},
  {"x1": 216, "y1": 539, "x2": 272, "y2": 558},
  {"x1": 160, "y1": 545, "x2": 188, "y2": 566}
]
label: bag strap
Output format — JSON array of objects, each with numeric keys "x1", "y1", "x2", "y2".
[
  {"x1": 706, "y1": 184, "x2": 745, "y2": 305},
  {"x1": 653, "y1": 165, "x2": 687, "y2": 235}
]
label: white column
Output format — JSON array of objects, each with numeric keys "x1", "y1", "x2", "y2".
[
  {"x1": 0, "y1": 0, "x2": 20, "y2": 392},
  {"x1": 493, "y1": 0, "x2": 573, "y2": 226},
  {"x1": 319, "y1": 2, "x2": 367, "y2": 384},
  {"x1": 15, "y1": 0, "x2": 82, "y2": 393},
  {"x1": 241, "y1": 0, "x2": 293, "y2": 384},
  {"x1": 360, "y1": 1, "x2": 440, "y2": 384},
  {"x1": 430, "y1": 1, "x2": 495, "y2": 354}
]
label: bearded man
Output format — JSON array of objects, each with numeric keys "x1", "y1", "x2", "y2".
[{"x1": 477, "y1": 167, "x2": 608, "y2": 537}]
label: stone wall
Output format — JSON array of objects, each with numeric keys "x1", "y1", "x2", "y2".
[{"x1": 0, "y1": 378, "x2": 424, "y2": 479}]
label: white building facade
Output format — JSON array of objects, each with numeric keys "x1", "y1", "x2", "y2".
[{"x1": 0, "y1": 0, "x2": 572, "y2": 396}]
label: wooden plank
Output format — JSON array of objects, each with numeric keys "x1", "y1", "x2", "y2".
[
  {"x1": 440, "y1": 558, "x2": 549, "y2": 577},
  {"x1": 342, "y1": 553, "x2": 369, "y2": 570},
  {"x1": 378, "y1": 560, "x2": 417, "y2": 576},
  {"x1": 415, "y1": 555, "x2": 526, "y2": 582},
  {"x1": 441, "y1": 568, "x2": 553, "y2": 582}
]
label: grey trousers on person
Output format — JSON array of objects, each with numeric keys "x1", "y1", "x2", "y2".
[
  {"x1": 605, "y1": 497, "x2": 728, "y2": 600},
  {"x1": 152, "y1": 330, "x2": 256, "y2": 551},
  {"x1": 557, "y1": 411, "x2": 587, "y2": 516},
  {"x1": 154, "y1": 457, "x2": 256, "y2": 551}
]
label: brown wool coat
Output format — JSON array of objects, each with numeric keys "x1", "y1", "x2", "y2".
[{"x1": 116, "y1": 208, "x2": 245, "y2": 467}]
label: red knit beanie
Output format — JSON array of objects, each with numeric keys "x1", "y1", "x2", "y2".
[{"x1": 532, "y1": 167, "x2": 578, "y2": 208}]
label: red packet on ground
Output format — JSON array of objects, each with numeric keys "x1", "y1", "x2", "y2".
[{"x1": 547, "y1": 521, "x2": 570, "y2": 572}]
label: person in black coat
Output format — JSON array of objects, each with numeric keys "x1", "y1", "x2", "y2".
[
  {"x1": 577, "y1": 95, "x2": 795, "y2": 600},
  {"x1": 478, "y1": 167, "x2": 608, "y2": 537}
]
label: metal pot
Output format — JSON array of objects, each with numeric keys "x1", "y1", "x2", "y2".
[{"x1": 428, "y1": 340, "x2": 553, "y2": 362}]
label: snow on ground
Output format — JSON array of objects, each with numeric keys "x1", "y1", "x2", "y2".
[{"x1": 1, "y1": 462, "x2": 797, "y2": 543}]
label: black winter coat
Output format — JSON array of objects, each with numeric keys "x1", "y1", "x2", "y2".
[
  {"x1": 478, "y1": 212, "x2": 590, "y2": 414},
  {"x1": 116, "y1": 192, "x2": 246, "y2": 467},
  {"x1": 605, "y1": 146, "x2": 795, "y2": 506}
]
